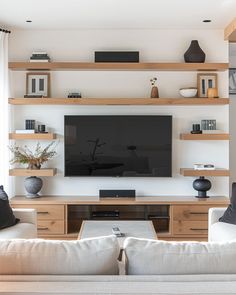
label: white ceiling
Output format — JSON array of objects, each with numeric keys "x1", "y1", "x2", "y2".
[{"x1": 0, "y1": 0, "x2": 236, "y2": 30}]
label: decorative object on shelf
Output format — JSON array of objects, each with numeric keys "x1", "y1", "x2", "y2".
[
  {"x1": 184, "y1": 40, "x2": 206, "y2": 63},
  {"x1": 25, "y1": 119, "x2": 35, "y2": 130},
  {"x1": 179, "y1": 87, "x2": 197, "y2": 98},
  {"x1": 26, "y1": 72, "x2": 50, "y2": 98},
  {"x1": 191, "y1": 124, "x2": 202, "y2": 134},
  {"x1": 194, "y1": 164, "x2": 215, "y2": 170},
  {"x1": 201, "y1": 119, "x2": 216, "y2": 131},
  {"x1": 9, "y1": 141, "x2": 57, "y2": 170},
  {"x1": 24, "y1": 94, "x2": 45, "y2": 98},
  {"x1": 150, "y1": 77, "x2": 159, "y2": 98},
  {"x1": 229, "y1": 68, "x2": 236, "y2": 94},
  {"x1": 193, "y1": 176, "x2": 211, "y2": 198},
  {"x1": 15, "y1": 129, "x2": 35, "y2": 134},
  {"x1": 29, "y1": 51, "x2": 50, "y2": 63},
  {"x1": 197, "y1": 73, "x2": 218, "y2": 98},
  {"x1": 24, "y1": 176, "x2": 43, "y2": 198},
  {"x1": 207, "y1": 87, "x2": 218, "y2": 98},
  {"x1": 94, "y1": 51, "x2": 139, "y2": 63},
  {"x1": 68, "y1": 92, "x2": 82, "y2": 98},
  {"x1": 37, "y1": 125, "x2": 46, "y2": 133}
]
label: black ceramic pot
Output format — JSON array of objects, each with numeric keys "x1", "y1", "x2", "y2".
[
  {"x1": 184, "y1": 40, "x2": 206, "y2": 63},
  {"x1": 193, "y1": 176, "x2": 211, "y2": 198}
]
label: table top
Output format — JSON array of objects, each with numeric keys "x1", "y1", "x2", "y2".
[{"x1": 78, "y1": 220, "x2": 157, "y2": 247}]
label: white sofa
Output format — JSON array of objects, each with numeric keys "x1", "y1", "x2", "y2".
[
  {"x1": 0, "y1": 209, "x2": 37, "y2": 239},
  {"x1": 1, "y1": 236, "x2": 236, "y2": 294},
  {"x1": 208, "y1": 207, "x2": 236, "y2": 242}
]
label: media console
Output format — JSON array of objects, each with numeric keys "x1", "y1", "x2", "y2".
[{"x1": 10, "y1": 195, "x2": 229, "y2": 241}]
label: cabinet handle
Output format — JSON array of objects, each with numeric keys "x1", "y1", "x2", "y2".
[
  {"x1": 190, "y1": 228, "x2": 207, "y2": 231},
  {"x1": 38, "y1": 227, "x2": 49, "y2": 230},
  {"x1": 37, "y1": 211, "x2": 49, "y2": 214},
  {"x1": 189, "y1": 212, "x2": 207, "y2": 215}
]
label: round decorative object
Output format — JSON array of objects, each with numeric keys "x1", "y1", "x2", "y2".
[
  {"x1": 179, "y1": 87, "x2": 198, "y2": 98},
  {"x1": 184, "y1": 40, "x2": 206, "y2": 63},
  {"x1": 193, "y1": 176, "x2": 211, "y2": 198},
  {"x1": 24, "y1": 176, "x2": 43, "y2": 198}
]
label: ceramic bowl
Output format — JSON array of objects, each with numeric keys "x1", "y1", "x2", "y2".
[{"x1": 179, "y1": 87, "x2": 197, "y2": 98}]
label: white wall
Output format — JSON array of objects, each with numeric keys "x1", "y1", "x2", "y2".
[{"x1": 8, "y1": 29, "x2": 229, "y2": 197}]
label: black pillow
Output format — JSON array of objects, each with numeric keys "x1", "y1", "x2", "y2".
[
  {"x1": 219, "y1": 182, "x2": 236, "y2": 224},
  {"x1": 0, "y1": 185, "x2": 19, "y2": 230}
]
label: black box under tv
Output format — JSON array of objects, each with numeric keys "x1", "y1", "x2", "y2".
[{"x1": 95, "y1": 51, "x2": 139, "y2": 63}]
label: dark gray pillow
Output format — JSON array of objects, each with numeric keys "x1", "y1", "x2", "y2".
[
  {"x1": 0, "y1": 185, "x2": 19, "y2": 230},
  {"x1": 219, "y1": 182, "x2": 236, "y2": 224}
]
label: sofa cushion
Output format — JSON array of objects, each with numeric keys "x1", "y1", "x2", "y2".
[
  {"x1": 0, "y1": 235, "x2": 120, "y2": 275},
  {"x1": 0, "y1": 223, "x2": 36, "y2": 239},
  {"x1": 219, "y1": 182, "x2": 236, "y2": 225},
  {"x1": 210, "y1": 222, "x2": 236, "y2": 242},
  {"x1": 0, "y1": 185, "x2": 18, "y2": 230},
  {"x1": 124, "y1": 237, "x2": 236, "y2": 275}
]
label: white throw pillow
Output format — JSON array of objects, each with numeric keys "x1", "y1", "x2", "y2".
[
  {"x1": 124, "y1": 237, "x2": 236, "y2": 275},
  {"x1": 210, "y1": 222, "x2": 236, "y2": 242},
  {"x1": 0, "y1": 235, "x2": 120, "y2": 275}
]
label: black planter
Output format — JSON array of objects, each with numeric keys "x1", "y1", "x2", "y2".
[
  {"x1": 184, "y1": 40, "x2": 206, "y2": 63},
  {"x1": 193, "y1": 176, "x2": 211, "y2": 198}
]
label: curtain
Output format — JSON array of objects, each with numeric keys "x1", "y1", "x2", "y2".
[{"x1": 0, "y1": 31, "x2": 9, "y2": 193}]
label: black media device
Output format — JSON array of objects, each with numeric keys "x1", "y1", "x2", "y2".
[
  {"x1": 94, "y1": 51, "x2": 139, "y2": 63},
  {"x1": 99, "y1": 189, "x2": 136, "y2": 199},
  {"x1": 64, "y1": 115, "x2": 172, "y2": 177}
]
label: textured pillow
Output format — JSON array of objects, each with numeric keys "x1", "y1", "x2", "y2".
[
  {"x1": 0, "y1": 235, "x2": 120, "y2": 275},
  {"x1": 0, "y1": 185, "x2": 18, "y2": 230},
  {"x1": 219, "y1": 182, "x2": 236, "y2": 224},
  {"x1": 124, "y1": 237, "x2": 236, "y2": 275}
]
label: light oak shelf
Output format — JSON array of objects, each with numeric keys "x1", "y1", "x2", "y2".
[
  {"x1": 180, "y1": 168, "x2": 230, "y2": 177},
  {"x1": 8, "y1": 62, "x2": 229, "y2": 71},
  {"x1": 9, "y1": 133, "x2": 56, "y2": 140},
  {"x1": 9, "y1": 168, "x2": 57, "y2": 177},
  {"x1": 8, "y1": 98, "x2": 230, "y2": 106},
  {"x1": 180, "y1": 133, "x2": 230, "y2": 140}
]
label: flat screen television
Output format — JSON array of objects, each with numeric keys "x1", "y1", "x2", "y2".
[{"x1": 64, "y1": 115, "x2": 172, "y2": 177}]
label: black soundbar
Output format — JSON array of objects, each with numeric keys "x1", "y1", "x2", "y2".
[
  {"x1": 99, "y1": 189, "x2": 136, "y2": 199},
  {"x1": 95, "y1": 51, "x2": 139, "y2": 63}
]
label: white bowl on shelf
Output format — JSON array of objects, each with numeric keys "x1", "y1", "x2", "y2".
[{"x1": 179, "y1": 87, "x2": 197, "y2": 98}]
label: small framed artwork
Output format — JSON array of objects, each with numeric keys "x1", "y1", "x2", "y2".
[
  {"x1": 229, "y1": 68, "x2": 236, "y2": 95},
  {"x1": 26, "y1": 72, "x2": 50, "y2": 97},
  {"x1": 197, "y1": 73, "x2": 218, "y2": 98}
]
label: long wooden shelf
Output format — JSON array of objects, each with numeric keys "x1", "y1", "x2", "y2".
[
  {"x1": 8, "y1": 98, "x2": 230, "y2": 106},
  {"x1": 8, "y1": 62, "x2": 229, "y2": 71},
  {"x1": 9, "y1": 168, "x2": 57, "y2": 177},
  {"x1": 180, "y1": 168, "x2": 230, "y2": 177},
  {"x1": 180, "y1": 133, "x2": 230, "y2": 140},
  {"x1": 9, "y1": 133, "x2": 56, "y2": 140}
]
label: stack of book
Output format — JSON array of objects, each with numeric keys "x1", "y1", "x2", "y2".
[{"x1": 30, "y1": 51, "x2": 50, "y2": 62}]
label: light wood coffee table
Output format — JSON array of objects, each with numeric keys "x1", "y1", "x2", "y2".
[{"x1": 78, "y1": 220, "x2": 157, "y2": 247}]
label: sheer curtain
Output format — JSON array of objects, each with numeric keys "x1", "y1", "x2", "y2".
[{"x1": 0, "y1": 31, "x2": 9, "y2": 193}]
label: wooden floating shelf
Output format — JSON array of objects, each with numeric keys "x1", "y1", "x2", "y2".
[
  {"x1": 8, "y1": 62, "x2": 229, "y2": 71},
  {"x1": 180, "y1": 168, "x2": 230, "y2": 177},
  {"x1": 8, "y1": 98, "x2": 230, "y2": 106},
  {"x1": 9, "y1": 168, "x2": 57, "y2": 177},
  {"x1": 9, "y1": 133, "x2": 56, "y2": 140},
  {"x1": 180, "y1": 133, "x2": 230, "y2": 140}
]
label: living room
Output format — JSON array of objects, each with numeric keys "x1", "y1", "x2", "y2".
[{"x1": 1, "y1": 0, "x2": 236, "y2": 294}]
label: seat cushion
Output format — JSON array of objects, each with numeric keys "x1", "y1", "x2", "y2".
[
  {"x1": 0, "y1": 223, "x2": 36, "y2": 239},
  {"x1": 210, "y1": 222, "x2": 236, "y2": 242},
  {"x1": 124, "y1": 237, "x2": 236, "y2": 275},
  {"x1": 0, "y1": 235, "x2": 120, "y2": 275}
]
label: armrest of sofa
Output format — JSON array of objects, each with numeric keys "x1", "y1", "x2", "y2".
[
  {"x1": 13, "y1": 209, "x2": 37, "y2": 226},
  {"x1": 208, "y1": 207, "x2": 226, "y2": 227}
]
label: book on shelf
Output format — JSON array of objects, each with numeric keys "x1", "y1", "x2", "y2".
[
  {"x1": 15, "y1": 130, "x2": 35, "y2": 134},
  {"x1": 202, "y1": 130, "x2": 225, "y2": 134},
  {"x1": 29, "y1": 59, "x2": 50, "y2": 62}
]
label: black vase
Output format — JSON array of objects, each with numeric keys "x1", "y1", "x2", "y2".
[
  {"x1": 193, "y1": 176, "x2": 211, "y2": 198},
  {"x1": 184, "y1": 40, "x2": 206, "y2": 63}
]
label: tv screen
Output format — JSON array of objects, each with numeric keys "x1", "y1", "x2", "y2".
[{"x1": 64, "y1": 115, "x2": 172, "y2": 177}]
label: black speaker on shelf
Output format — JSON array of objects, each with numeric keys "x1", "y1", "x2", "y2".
[
  {"x1": 95, "y1": 51, "x2": 139, "y2": 63},
  {"x1": 99, "y1": 189, "x2": 136, "y2": 199}
]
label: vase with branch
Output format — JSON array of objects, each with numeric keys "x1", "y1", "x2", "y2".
[{"x1": 150, "y1": 77, "x2": 159, "y2": 98}]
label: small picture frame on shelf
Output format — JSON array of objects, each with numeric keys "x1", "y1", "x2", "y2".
[
  {"x1": 197, "y1": 73, "x2": 218, "y2": 98},
  {"x1": 26, "y1": 72, "x2": 50, "y2": 97},
  {"x1": 229, "y1": 68, "x2": 236, "y2": 95}
]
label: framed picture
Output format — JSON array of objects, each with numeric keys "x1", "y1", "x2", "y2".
[
  {"x1": 197, "y1": 73, "x2": 218, "y2": 98},
  {"x1": 26, "y1": 72, "x2": 50, "y2": 97},
  {"x1": 229, "y1": 68, "x2": 236, "y2": 95}
]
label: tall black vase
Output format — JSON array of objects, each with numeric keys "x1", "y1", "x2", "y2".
[{"x1": 184, "y1": 40, "x2": 206, "y2": 63}]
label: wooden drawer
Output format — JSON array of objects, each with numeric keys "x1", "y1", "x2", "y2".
[
  {"x1": 173, "y1": 220, "x2": 208, "y2": 235},
  {"x1": 173, "y1": 205, "x2": 211, "y2": 221},
  {"x1": 37, "y1": 220, "x2": 65, "y2": 235},
  {"x1": 12, "y1": 204, "x2": 64, "y2": 220}
]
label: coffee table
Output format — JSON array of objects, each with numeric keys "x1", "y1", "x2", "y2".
[{"x1": 78, "y1": 220, "x2": 157, "y2": 247}]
